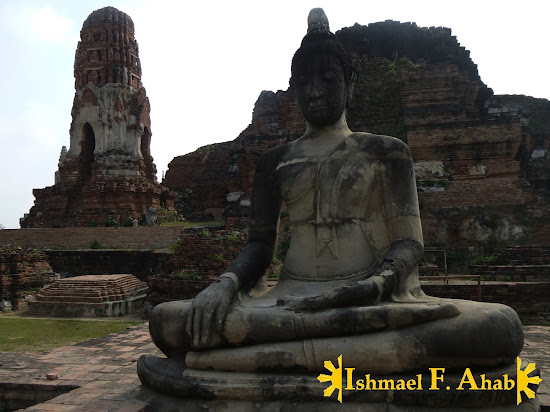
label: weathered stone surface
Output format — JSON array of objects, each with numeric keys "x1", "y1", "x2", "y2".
[
  {"x1": 21, "y1": 6, "x2": 174, "y2": 229},
  {"x1": 145, "y1": 207, "x2": 157, "y2": 226}
]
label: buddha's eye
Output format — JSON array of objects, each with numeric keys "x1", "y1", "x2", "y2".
[{"x1": 323, "y1": 71, "x2": 337, "y2": 82}]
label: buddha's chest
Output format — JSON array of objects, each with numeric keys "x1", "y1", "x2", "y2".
[{"x1": 276, "y1": 154, "x2": 377, "y2": 221}]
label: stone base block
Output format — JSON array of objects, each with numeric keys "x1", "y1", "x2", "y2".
[
  {"x1": 137, "y1": 355, "x2": 540, "y2": 411},
  {"x1": 137, "y1": 386, "x2": 540, "y2": 412}
]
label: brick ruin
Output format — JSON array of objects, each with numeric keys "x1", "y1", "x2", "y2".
[
  {"x1": 28, "y1": 274, "x2": 148, "y2": 317},
  {"x1": 0, "y1": 246, "x2": 58, "y2": 311},
  {"x1": 21, "y1": 7, "x2": 173, "y2": 228},
  {"x1": 147, "y1": 228, "x2": 248, "y2": 304},
  {"x1": 164, "y1": 21, "x2": 550, "y2": 248}
]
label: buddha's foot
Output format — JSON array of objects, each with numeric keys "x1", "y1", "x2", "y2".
[{"x1": 137, "y1": 355, "x2": 200, "y2": 398}]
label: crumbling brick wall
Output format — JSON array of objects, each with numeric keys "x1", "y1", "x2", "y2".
[
  {"x1": 0, "y1": 247, "x2": 58, "y2": 310},
  {"x1": 147, "y1": 229, "x2": 247, "y2": 304}
]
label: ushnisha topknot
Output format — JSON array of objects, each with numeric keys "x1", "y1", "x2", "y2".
[
  {"x1": 307, "y1": 8, "x2": 330, "y2": 33},
  {"x1": 291, "y1": 8, "x2": 356, "y2": 85}
]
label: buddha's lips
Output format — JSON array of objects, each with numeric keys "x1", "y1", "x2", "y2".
[{"x1": 309, "y1": 104, "x2": 326, "y2": 111}]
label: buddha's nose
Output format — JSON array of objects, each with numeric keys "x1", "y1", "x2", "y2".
[{"x1": 310, "y1": 87, "x2": 323, "y2": 99}]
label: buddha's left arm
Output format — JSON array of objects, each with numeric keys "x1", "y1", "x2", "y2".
[{"x1": 375, "y1": 141, "x2": 424, "y2": 299}]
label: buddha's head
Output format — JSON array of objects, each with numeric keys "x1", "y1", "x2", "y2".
[{"x1": 290, "y1": 8, "x2": 357, "y2": 127}]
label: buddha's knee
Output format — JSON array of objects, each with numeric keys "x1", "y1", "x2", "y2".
[
  {"x1": 148, "y1": 303, "x2": 166, "y2": 349},
  {"x1": 425, "y1": 300, "x2": 523, "y2": 367},
  {"x1": 149, "y1": 300, "x2": 191, "y2": 357}
]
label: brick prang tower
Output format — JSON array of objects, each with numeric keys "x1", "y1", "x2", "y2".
[{"x1": 22, "y1": 7, "x2": 173, "y2": 228}]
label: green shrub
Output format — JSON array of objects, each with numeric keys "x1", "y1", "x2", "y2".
[
  {"x1": 169, "y1": 239, "x2": 182, "y2": 252},
  {"x1": 122, "y1": 217, "x2": 135, "y2": 227},
  {"x1": 473, "y1": 255, "x2": 497, "y2": 265},
  {"x1": 157, "y1": 208, "x2": 185, "y2": 225},
  {"x1": 105, "y1": 216, "x2": 118, "y2": 227},
  {"x1": 89, "y1": 240, "x2": 103, "y2": 249},
  {"x1": 225, "y1": 231, "x2": 244, "y2": 243},
  {"x1": 175, "y1": 271, "x2": 203, "y2": 281}
]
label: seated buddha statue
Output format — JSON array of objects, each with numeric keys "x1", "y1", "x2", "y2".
[{"x1": 138, "y1": 8, "x2": 524, "y2": 402}]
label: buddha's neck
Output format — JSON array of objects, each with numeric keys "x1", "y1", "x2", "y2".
[
  {"x1": 300, "y1": 112, "x2": 352, "y2": 155},
  {"x1": 303, "y1": 112, "x2": 352, "y2": 139}
]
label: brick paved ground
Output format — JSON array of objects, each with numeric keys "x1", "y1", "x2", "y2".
[
  {"x1": 0, "y1": 324, "x2": 547, "y2": 411},
  {"x1": 521, "y1": 325, "x2": 550, "y2": 407},
  {"x1": 1, "y1": 323, "x2": 160, "y2": 411}
]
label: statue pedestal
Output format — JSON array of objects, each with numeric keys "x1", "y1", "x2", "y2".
[
  {"x1": 137, "y1": 355, "x2": 540, "y2": 411},
  {"x1": 137, "y1": 389, "x2": 540, "y2": 412}
]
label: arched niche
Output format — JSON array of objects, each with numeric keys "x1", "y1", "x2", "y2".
[{"x1": 79, "y1": 123, "x2": 96, "y2": 181}]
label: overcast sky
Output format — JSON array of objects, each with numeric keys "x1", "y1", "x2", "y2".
[{"x1": 1, "y1": 0, "x2": 548, "y2": 229}]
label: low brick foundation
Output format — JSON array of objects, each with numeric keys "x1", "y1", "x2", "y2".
[
  {"x1": 28, "y1": 274, "x2": 149, "y2": 317},
  {"x1": 0, "y1": 227, "x2": 183, "y2": 250}
]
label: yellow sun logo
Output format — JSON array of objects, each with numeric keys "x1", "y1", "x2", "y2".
[
  {"x1": 516, "y1": 356, "x2": 542, "y2": 405},
  {"x1": 318, "y1": 354, "x2": 343, "y2": 403},
  {"x1": 516, "y1": 357, "x2": 542, "y2": 405}
]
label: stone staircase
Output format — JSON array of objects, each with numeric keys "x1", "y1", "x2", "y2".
[{"x1": 470, "y1": 246, "x2": 550, "y2": 281}]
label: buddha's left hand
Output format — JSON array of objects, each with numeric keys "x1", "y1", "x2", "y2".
[{"x1": 277, "y1": 270, "x2": 394, "y2": 311}]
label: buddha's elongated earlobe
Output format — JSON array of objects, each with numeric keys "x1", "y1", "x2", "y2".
[{"x1": 347, "y1": 68, "x2": 358, "y2": 108}]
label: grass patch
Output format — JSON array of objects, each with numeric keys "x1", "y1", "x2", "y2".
[{"x1": 0, "y1": 316, "x2": 142, "y2": 352}]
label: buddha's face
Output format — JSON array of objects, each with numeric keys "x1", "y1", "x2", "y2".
[{"x1": 292, "y1": 54, "x2": 349, "y2": 127}]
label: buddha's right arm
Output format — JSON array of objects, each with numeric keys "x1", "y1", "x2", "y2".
[
  {"x1": 220, "y1": 235, "x2": 276, "y2": 290},
  {"x1": 185, "y1": 152, "x2": 283, "y2": 349},
  {"x1": 220, "y1": 154, "x2": 283, "y2": 291}
]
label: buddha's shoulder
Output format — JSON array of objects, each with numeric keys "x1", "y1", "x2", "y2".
[
  {"x1": 349, "y1": 132, "x2": 412, "y2": 159},
  {"x1": 255, "y1": 142, "x2": 294, "y2": 172}
]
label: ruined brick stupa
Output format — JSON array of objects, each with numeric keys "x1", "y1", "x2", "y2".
[{"x1": 21, "y1": 7, "x2": 173, "y2": 228}]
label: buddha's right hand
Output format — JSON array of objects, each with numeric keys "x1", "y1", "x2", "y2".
[{"x1": 184, "y1": 277, "x2": 237, "y2": 349}]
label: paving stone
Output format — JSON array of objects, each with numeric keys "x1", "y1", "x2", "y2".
[
  {"x1": 26, "y1": 404, "x2": 75, "y2": 412},
  {"x1": 112, "y1": 402, "x2": 147, "y2": 412}
]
